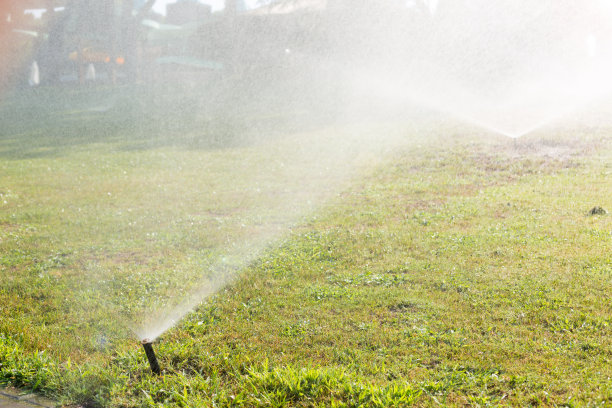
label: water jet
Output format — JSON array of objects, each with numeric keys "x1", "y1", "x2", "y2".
[{"x1": 141, "y1": 339, "x2": 161, "y2": 375}]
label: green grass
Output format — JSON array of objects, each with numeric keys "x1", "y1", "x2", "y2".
[{"x1": 0, "y1": 86, "x2": 611, "y2": 407}]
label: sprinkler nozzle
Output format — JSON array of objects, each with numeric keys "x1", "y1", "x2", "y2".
[{"x1": 141, "y1": 339, "x2": 161, "y2": 375}]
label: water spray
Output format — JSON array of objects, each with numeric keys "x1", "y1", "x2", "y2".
[{"x1": 141, "y1": 339, "x2": 161, "y2": 375}]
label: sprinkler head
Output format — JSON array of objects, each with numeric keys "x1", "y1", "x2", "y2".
[{"x1": 141, "y1": 339, "x2": 161, "y2": 375}]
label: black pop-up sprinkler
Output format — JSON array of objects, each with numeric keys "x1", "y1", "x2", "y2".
[{"x1": 141, "y1": 339, "x2": 161, "y2": 375}]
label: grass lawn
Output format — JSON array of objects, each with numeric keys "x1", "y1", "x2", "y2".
[{"x1": 0, "y1": 85, "x2": 611, "y2": 407}]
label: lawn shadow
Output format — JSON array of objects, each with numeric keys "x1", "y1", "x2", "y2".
[{"x1": 0, "y1": 72, "x2": 342, "y2": 160}]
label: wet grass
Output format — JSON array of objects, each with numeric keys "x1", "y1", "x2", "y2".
[{"x1": 0, "y1": 87, "x2": 611, "y2": 407}]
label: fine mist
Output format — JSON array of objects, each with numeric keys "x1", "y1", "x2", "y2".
[{"x1": 2, "y1": 0, "x2": 612, "y2": 345}]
